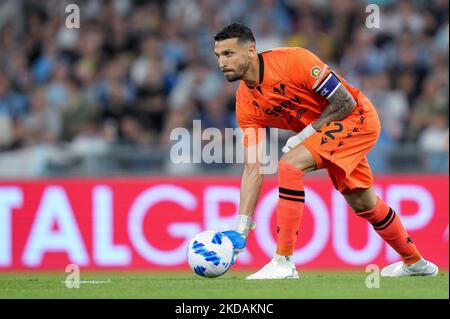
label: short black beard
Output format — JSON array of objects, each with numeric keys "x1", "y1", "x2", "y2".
[
  {"x1": 225, "y1": 62, "x2": 249, "y2": 82},
  {"x1": 225, "y1": 74, "x2": 242, "y2": 82}
]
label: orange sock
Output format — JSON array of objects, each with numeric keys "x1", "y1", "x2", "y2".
[
  {"x1": 276, "y1": 160, "x2": 305, "y2": 256},
  {"x1": 356, "y1": 197, "x2": 421, "y2": 265}
]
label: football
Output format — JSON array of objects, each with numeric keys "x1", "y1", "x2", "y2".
[{"x1": 187, "y1": 230, "x2": 235, "y2": 278}]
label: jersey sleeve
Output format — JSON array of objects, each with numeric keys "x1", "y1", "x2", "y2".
[
  {"x1": 290, "y1": 48, "x2": 359, "y2": 102},
  {"x1": 235, "y1": 91, "x2": 266, "y2": 148},
  {"x1": 289, "y1": 48, "x2": 331, "y2": 89},
  {"x1": 288, "y1": 48, "x2": 350, "y2": 100}
]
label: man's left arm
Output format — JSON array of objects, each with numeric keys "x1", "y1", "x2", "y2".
[
  {"x1": 311, "y1": 83, "x2": 357, "y2": 131},
  {"x1": 282, "y1": 80, "x2": 356, "y2": 153}
]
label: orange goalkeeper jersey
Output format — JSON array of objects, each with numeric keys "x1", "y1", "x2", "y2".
[{"x1": 236, "y1": 47, "x2": 377, "y2": 146}]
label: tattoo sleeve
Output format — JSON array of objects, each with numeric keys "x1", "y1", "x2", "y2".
[{"x1": 312, "y1": 84, "x2": 356, "y2": 131}]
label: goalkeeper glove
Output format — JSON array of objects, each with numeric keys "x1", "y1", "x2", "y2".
[
  {"x1": 221, "y1": 215, "x2": 256, "y2": 264},
  {"x1": 282, "y1": 124, "x2": 316, "y2": 153}
]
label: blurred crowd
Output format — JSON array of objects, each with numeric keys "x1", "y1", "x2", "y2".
[{"x1": 0, "y1": 0, "x2": 448, "y2": 175}]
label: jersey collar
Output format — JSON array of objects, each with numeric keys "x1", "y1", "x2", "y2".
[
  {"x1": 243, "y1": 53, "x2": 265, "y2": 94},
  {"x1": 258, "y1": 53, "x2": 265, "y2": 85}
]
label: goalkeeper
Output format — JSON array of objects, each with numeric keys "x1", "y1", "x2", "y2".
[{"x1": 214, "y1": 23, "x2": 438, "y2": 279}]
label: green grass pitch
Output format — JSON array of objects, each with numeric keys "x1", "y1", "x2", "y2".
[{"x1": 0, "y1": 270, "x2": 447, "y2": 299}]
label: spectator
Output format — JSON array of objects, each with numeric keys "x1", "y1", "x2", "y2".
[
  {"x1": 418, "y1": 110, "x2": 449, "y2": 172},
  {"x1": 22, "y1": 88, "x2": 61, "y2": 145},
  {"x1": 404, "y1": 75, "x2": 448, "y2": 142},
  {"x1": 0, "y1": 73, "x2": 28, "y2": 119},
  {"x1": 0, "y1": 0, "x2": 447, "y2": 176}
]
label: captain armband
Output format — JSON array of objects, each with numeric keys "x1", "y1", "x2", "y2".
[{"x1": 314, "y1": 72, "x2": 342, "y2": 100}]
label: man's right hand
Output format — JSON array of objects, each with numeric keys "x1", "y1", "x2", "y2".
[
  {"x1": 221, "y1": 230, "x2": 249, "y2": 265},
  {"x1": 282, "y1": 124, "x2": 316, "y2": 153},
  {"x1": 221, "y1": 230, "x2": 248, "y2": 253}
]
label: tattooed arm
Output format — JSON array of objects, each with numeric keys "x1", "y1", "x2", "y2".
[
  {"x1": 282, "y1": 82, "x2": 357, "y2": 153},
  {"x1": 311, "y1": 84, "x2": 357, "y2": 131}
]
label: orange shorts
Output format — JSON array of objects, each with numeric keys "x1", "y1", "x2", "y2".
[{"x1": 302, "y1": 100, "x2": 381, "y2": 193}]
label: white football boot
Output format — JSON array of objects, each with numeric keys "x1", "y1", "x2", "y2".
[
  {"x1": 381, "y1": 258, "x2": 439, "y2": 277},
  {"x1": 246, "y1": 255, "x2": 299, "y2": 280}
]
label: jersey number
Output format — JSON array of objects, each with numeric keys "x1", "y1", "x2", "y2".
[{"x1": 321, "y1": 122, "x2": 344, "y2": 145}]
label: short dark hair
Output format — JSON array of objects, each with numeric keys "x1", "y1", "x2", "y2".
[{"x1": 214, "y1": 23, "x2": 255, "y2": 43}]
